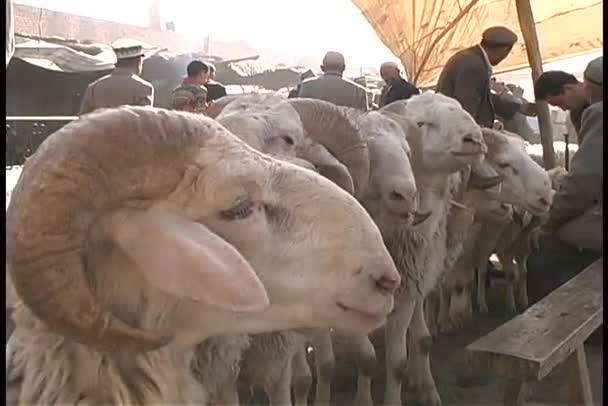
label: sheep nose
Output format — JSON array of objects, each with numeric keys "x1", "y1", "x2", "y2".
[
  {"x1": 388, "y1": 183, "x2": 418, "y2": 211},
  {"x1": 462, "y1": 134, "x2": 481, "y2": 145},
  {"x1": 369, "y1": 265, "x2": 401, "y2": 295},
  {"x1": 539, "y1": 196, "x2": 551, "y2": 206}
]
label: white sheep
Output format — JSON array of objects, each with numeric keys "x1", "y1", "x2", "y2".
[
  {"x1": 474, "y1": 166, "x2": 568, "y2": 315},
  {"x1": 182, "y1": 95, "x2": 376, "y2": 405},
  {"x1": 5, "y1": 106, "x2": 401, "y2": 404}
]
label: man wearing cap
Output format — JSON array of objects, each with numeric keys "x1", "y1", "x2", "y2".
[
  {"x1": 534, "y1": 70, "x2": 590, "y2": 142},
  {"x1": 205, "y1": 63, "x2": 227, "y2": 102},
  {"x1": 527, "y1": 56, "x2": 603, "y2": 306},
  {"x1": 379, "y1": 61, "x2": 420, "y2": 107},
  {"x1": 171, "y1": 60, "x2": 210, "y2": 113},
  {"x1": 436, "y1": 26, "x2": 536, "y2": 128},
  {"x1": 79, "y1": 40, "x2": 154, "y2": 115},
  {"x1": 297, "y1": 51, "x2": 369, "y2": 111}
]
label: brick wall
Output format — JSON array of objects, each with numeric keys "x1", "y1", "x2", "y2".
[{"x1": 14, "y1": 3, "x2": 204, "y2": 53}]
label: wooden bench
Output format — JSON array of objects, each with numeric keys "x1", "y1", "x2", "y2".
[{"x1": 466, "y1": 258, "x2": 603, "y2": 406}]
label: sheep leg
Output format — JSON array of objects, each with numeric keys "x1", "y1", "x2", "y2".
[
  {"x1": 437, "y1": 280, "x2": 453, "y2": 334},
  {"x1": 408, "y1": 299, "x2": 441, "y2": 406},
  {"x1": 216, "y1": 383, "x2": 240, "y2": 406},
  {"x1": 383, "y1": 297, "x2": 416, "y2": 406},
  {"x1": 447, "y1": 283, "x2": 469, "y2": 331},
  {"x1": 312, "y1": 329, "x2": 335, "y2": 406},
  {"x1": 267, "y1": 355, "x2": 294, "y2": 406},
  {"x1": 515, "y1": 254, "x2": 529, "y2": 310},
  {"x1": 499, "y1": 254, "x2": 517, "y2": 314},
  {"x1": 344, "y1": 334, "x2": 376, "y2": 406},
  {"x1": 424, "y1": 290, "x2": 439, "y2": 337},
  {"x1": 292, "y1": 344, "x2": 312, "y2": 406},
  {"x1": 476, "y1": 259, "x2": 490, "y2": 313}
]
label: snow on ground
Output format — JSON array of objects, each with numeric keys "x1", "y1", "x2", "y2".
[{"x1": 6, "y1": 166, "x2": 22, "y2": 210}]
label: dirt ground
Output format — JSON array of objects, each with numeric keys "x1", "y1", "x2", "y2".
[{"x1": 244, "y1": 282, "x2": 603, "y2": 406}]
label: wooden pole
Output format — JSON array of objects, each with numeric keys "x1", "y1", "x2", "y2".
[{"x1": 515, "y1": 0, "x2": 556, "y2": 169}]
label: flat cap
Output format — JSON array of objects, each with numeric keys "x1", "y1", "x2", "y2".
[
  {"x1": 482, "y1": 26, "x2": 518, "y2": 46},
  {"x1": 584, "y1": 56, "x2": 603, "y2": 86},
  {"x1": 111, "y1": 38, "x2": 145, "y2": 60},
  {"x1": 322, "y1": 51, "x2": 345, "y2": 67}
]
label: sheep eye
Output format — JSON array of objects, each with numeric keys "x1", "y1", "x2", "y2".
[
  {"x1": 498, "y1": 163, "x2": 510, "y2": 169},
  {"x1": 220, "y1": 198, "x2": 256, "y2": 221},
  {"x1": 282, "y1": 135, "x2": 295, "y2": 146},
  {"x1": 417, "y1": 121, "x2": 425, "y2": 128}
]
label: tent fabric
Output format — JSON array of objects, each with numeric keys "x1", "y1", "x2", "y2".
[
  {"x1": 352, "y1": 0, "x2": 603, "y2": 87},
  {"x1": 6, "y1": 0, "x2": 15, "y2": 67},
  {"x1": 12, "y1": 36, "x2": 162, "y2": 73}
]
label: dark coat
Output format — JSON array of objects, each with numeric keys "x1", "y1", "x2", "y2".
[
  {"x1": 206, "y1": 80, "x2": 227, "y2": 102},
  {"x1": 380, "y1": 78, "x2": 420, "y2": 107},
  {"x1": 436, "y1": 46, "x2": 518, "y2": 127},
  {"x1": 546, "y1": 101, "x2": 603, "y2": 254}
]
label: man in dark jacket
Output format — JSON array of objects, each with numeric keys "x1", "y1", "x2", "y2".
[
  {"x1": 379, "y1": 61, "x2": 419, "y2": 107},
  {"x1": 205, "y1": 63, "x2": 227, "y2": 102},
  {"x1": 527, "y1": 56, "x2": 603, "y2": 305},
  {"x1": 534, "y1": 70, "x2": 590, "y2": 141},
  {"x1": 436, "y1": 26, "x2": 535, "y2": 128}
]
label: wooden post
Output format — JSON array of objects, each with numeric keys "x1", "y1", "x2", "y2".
[{"x1": 515, "y1": 0, "x2": 556, "y2": 169}]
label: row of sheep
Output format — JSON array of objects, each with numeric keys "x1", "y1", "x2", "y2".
[{"x1": 6, "y1": 92, "x2": 562, "y2": 406}]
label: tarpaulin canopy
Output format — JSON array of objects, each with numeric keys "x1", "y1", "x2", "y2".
[
  {"x1": 352, "y1": 0, "x2": 603, "y2": 87},
  {"x1": 12, "y1": 36, "x2": 162, "y2": 73}
]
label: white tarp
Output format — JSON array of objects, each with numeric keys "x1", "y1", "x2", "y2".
[
  {"x1": 12, "y1": 37, "x2": 162, "y2": 73},
  {"x1": 6, "y1": 0, "x2": 15, "y2": 67}
]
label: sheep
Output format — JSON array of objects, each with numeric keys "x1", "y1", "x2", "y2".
[
  {"x1": 473, "y1": 166, "x2": 569, "y2": 315},
  {"x1": 428, "y1": 127, "x2": 557, "y2": 335},
  {"x1": 306, "y1": 93, "x2": 492, "y2": 406},
  {"x1": 175, "y1": 95, "x2": 374, "y2": 405},
  {"x1": 5, "y1": 106, "x2": 402, "y2": 404},
  {"x1": 490, "y1": 80, "x2": 536, "y2": 143}
]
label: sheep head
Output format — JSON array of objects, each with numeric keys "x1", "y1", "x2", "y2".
[
  {"x1": 380, "y1": 93, "x2": 487, "y2": 174},
  {"x1": 6, "y1": 107, "x2": 400, "y2": 354},
  {"x1": 218, "y1": 97, "x2": 369, "y2": 198},
  {"x1": 349, "y1": 110, "x2": 425, "y2": 227},
  {"x1": 480, "y1": 128, "x2": 554, "y2": 216}
]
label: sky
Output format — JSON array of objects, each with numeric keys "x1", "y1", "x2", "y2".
[{"x1": 15, "y1": 0, "x2": 602, "y2": 95}]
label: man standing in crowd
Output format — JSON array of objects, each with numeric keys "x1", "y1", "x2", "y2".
[
  {"x1": 79, "y1": 39, "x2": 154, "y2": 115},
  {"x1": 298, "y1": 51, "x2": 369, "y2": 111},
  {"x1": 527, "y1": 56, "x2": 603, "y2": 305},
  {"x1": 534, "y1": 70, "x2": 590, "y2": 142},
  {"x1": 379, "y1": 61, "x2": 419, "y2": 107},
  {"x1": 171, "y1": 60, "x2": 210, "y2": 113},
  {"x1": 288, "y1": 69, "x2": 315, "y2": 98},
  {"x1": 436, "y1": 26, "x2": 536, "y2": 128},
  {"x1": 206, "y1": 63, "x2": 227, "y2": 102}
]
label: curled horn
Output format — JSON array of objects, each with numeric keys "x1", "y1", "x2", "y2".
[
  {"x1": 286, "y1": 98, "x2": 370, "y2": 199},
  {"x1": 6, "y1": 107, "x2": 222, "y2": 353}
]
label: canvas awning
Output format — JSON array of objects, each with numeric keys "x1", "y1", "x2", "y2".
[
  {"x1": 12, "y1": 35, "x2": 162, "y2": 73},
  {"x1": 352, "y1": 0, "x2": 603, "y2": 87}
]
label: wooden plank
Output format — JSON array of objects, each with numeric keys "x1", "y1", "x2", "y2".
[
  {"x1": 467, "y1": 259, "x2": 603, "y2": 381},
  {"x1": 503, "y1": 379, "x2": 528, "y2": 406},
  {"x1": 561, "y1": 345, "x2": 594, "y2": 406},
  {"x1": 514, "y1": 0, "x2": 556, "y2": 169}
]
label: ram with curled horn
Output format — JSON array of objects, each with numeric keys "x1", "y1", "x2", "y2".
[{"x1": 6, "y1": 106, "x2": 401, "y2": 404}]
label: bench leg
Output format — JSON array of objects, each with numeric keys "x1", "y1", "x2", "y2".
[
  {"x1": 563, "y1": 345, "x2": 594, "y2": 406},
  {"x1": 502, "y1": 379, "x2": 528, "y2": 406}
]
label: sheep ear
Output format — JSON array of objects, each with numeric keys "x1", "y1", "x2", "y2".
[
  {"x1": 111, "y1": 208, "x2": 270, "y2": 313},
  {"x1": 298, "y1": 143, "x2": 355, "y2": 195}
]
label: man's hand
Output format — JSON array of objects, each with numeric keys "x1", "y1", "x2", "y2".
[
  {"x1": 519, "y1": 102, "x2": 537, "y2": 117},
  {"x1": 493, "y1": 120, "x2": 505, "y2": 131}
]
